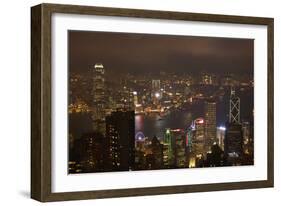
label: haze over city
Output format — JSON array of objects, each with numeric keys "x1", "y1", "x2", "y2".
[{"x1": 68, "y1": 31, "x2": 254, "y2": 173}]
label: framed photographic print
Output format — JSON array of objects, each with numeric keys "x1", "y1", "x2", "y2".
[{"x1": 31, "y1": 3, "x2": 274, "y2": 202}]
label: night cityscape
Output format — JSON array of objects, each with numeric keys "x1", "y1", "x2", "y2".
[{"x1": 68, "y1": 31, "x2": 254, "y2": 174}]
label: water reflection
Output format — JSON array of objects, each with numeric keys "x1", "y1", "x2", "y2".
[{"x1": 135, "y1": 110, "x2": 193, "y2": 139}]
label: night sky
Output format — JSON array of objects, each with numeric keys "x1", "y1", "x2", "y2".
[{"x1": 68, "y1": 30, "x2": 254, "y2": 75}]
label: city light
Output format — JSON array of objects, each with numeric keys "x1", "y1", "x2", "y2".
[
  {"x1": 170, "y1": 129, "x2": 182, "y2": 132},
  {"x1": 69, "y1": 57, "x2": 254, "y2": 173},
  {"x1": 166, "y1": 129, "x2": 170, "y2": 134},
  {"x1": 155, "y1": 92, "x2": 160, "y2": 98},
  {"x1": 195, "y1": 118, "x2": 204, "y2": 124},
  {"x1": 218, "y1": 126, "x2": 226, "y2": 131},
  {"x1": 135, "y1": 131, "x2": 145, "y2": 140}
]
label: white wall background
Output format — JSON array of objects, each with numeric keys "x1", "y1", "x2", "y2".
[{"x1": 0, "y1": 0, "x2": 279, "y2": 205}]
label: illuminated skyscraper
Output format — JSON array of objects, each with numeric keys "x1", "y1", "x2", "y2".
[
  {"x1": 204, "y1": 100, "x2": 217, "y2": 153},
  {"x1": 193, "y1": 118, "x2": 205, "y2": 156},
  {"x1": 121, "y1": 86, "x2": 134, "y2": 110},
  {"x1": 152, "y1": 79, "x2": 161, "y2": 93},
  {"x1": 91, "y1": 63, "x2": 106, "y2": 134},
  {"x1": 242, "y1": 121, "x2": 251, "y2": 145},
  {"x1": 133, "y1": 91, "x2": 138, "y2": 106},
  {"x1": 162, "y1": 143, "x2": 170, "y2": 168},
  {"x1": 70, "y1": 132, "x2": 104, "y2": 173},
  {"x1": 150, "y1": 136, "x2": 163, "y2": 169},
  {"x1": 172, "y1": 129, "x2": 186, "y2": 168},
  {"x1": 151, "y1": 79, "x2": 161, "y2": 104},
  {"x1": 105, "y1": 111, "x2": 135, "y2": 171},
  {"x1": 164, "y1": 128, "x2": 174, "y2": 167},
  {"x1": 224, "y1": 122, "x2": 243, "y2": 164},
  {"x1": 216, "y1": 126, "x2": 226, "y2": 151},
  {"x1": 201, "y1": 73, "x2": 213, "y2": 85},
  {"x1": 242, "y1": 121, "x2": 254, "y2": 161},
  {"x1": 229, "y1": 87, "x2": 240, "y2": 124}
]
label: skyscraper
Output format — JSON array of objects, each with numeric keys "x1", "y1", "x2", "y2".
[
  {"x1": 229, "y1": 87, "x2": 240, "y2": 124},
  {"x1": 224, "y1": 122, "x2": 243, "y2": 160},
  {"x1": 164, "y1": 128, "x2": 174, "y2": 167},
  {"x1": 70, "y1": 132, "x2": 104, "y2": 173},
  {"x1": 193, "y1": 118, "x2": 205, "y2": 156},
  {"x1": 91, "y1": 63, "x2": 106, "y2": 134},
  {"x1": 162, "y1": 143, "x2": 170, "y2": 168},
  {"x1": 204, "y1": 100, "x2": 217, "y2": 152},
  {"x1": 224, "y1": 87, "x2": 243, "y2": 165},
  {"x1": 242, "y1": 121, "x2": 254, "y2": 163},
  {"x1": 151, "y1": 79, "x2": 161, "y2": 104},
  {"x1": 105, "y1": 111, "x2": 135, "y2": 171},
  {"x1": 150, "y1": 136, "x2": 163, "y2": 169},
  {"x1": 216, "y1": 126, "x2": 226, "y2": 151},
  {"x1": 173, "y1": 129, "x2": 186, "y2": 168}
]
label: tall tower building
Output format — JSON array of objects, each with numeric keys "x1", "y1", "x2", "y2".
[
  {"x1": 171, "y1": 129, "x2": 186, "y2": 168},
  {"x1": 150, "y1": 136, "x2": 163, "y2": 169},
  {"x1": 152, "y1": 80, "x2": 161, "y2": 93},
  {"x1": 164, "y1": 128, "x2": 174, "y2": 167},
  {"x1": 105, "y1": 111, "x2": 135, "y2": 171},
  {"x1": 91, "y1": 63, "x2": 106, "y2": 134},
  {"x1": 224, "y1": 123, "x2": 243, "y2": 160},
  {"x1": 190, "y1": 118, "x2": 205, "y2": 167},
  {"x1": 193, "y1": 118, "x2": 205, "y2": 155},
  {"x1": 151, "y1": 80, "x2": 161, "y2": 104},
  {"x1": 225, "y1": 87, "x2": 243, "y2": 165},
  {"x1": 229, "y1": 87, "x2": 240, "y2": 124},
  {"x1": 216, "y1": 126, "x2": 226, "y2": 151},
  {"x1": 70, "y1": 132, "x2": 104, "y2": 173},
  {"x1": 204, "y1": 100, "x2": 217, "y2": 152},
  {"x1": 162, "y1": 143, "x2": 170, "y2": 168}
]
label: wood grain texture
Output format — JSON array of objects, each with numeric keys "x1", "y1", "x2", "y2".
[
  {"x1": 31, "y1": 4, "x2": 42, "y2": 201},
  {"x1": 267, "y1": 19, "x2": 274, "y2": 187},
  {"x1": 31, "y1": 3, "x2": 274, "y2": 202}
]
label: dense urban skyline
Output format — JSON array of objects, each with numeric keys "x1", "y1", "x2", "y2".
[{"x1": 68, "y1": 31, "x2": 254, "y2": 173}]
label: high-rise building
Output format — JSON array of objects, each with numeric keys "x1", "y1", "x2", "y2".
[
  {"x1": 121, "y1": 86, "x2": 134, "y2": 110},
  {"x1": 105, "y1": 111, "x2": 135, "y2": 171},
  {"x1": 187, "y1": 118, "x2": 206, "y2": 167},
  {"x1": 133, "y1": 91, "x2": 138, "y2": 106},
  {"x1": 229, "y1": 87, "x2": 240, "y2": 124},
  {"x1": 224, "y1": 87, "x2": 243, "y2": 165},
  {"x1": 224, "y1": 122, "x2": 243, "y2": 162},
  {"x1": 91, "y1": 63, "x2": 106, "y2": 134},
  {"x1": 151, "y1": 79, "x2": 161, "y2": 104},
  {"x1": 164, "y1": 128, "x2": 174, "y2": 167},
  {"x1": 204, "y1": 100, "x2": 217, "y2": 152},
  {"x1": 70, "y1": 132, "x2": 105, "y2": 173},
  {"x1": 242, "y1": 121, "x2": 251, "y2": 145},
  {"x1": 193, "y1": 118, "x2": 205, "y2": 156},
  {"x1": 242, "y1": 121, "x2": 254, "y2": 161},
  {"x1": 152, "y1": 80, "x2": 161, "y2": 93},
  {"x1": 216, "y1": 126, "x2": 226, "y2": 151},
  {"x1": 201, "y1": 73, "x2": 213, "y2": 85},
  {"x1": 186, "y1": 126, "x2": 193, "y2": 152},
  {"x1": 150, "y1": 136, "x2": 163, "y2": 169},
  {"x1": 172, "y1": 129, "x2": 186, "y2": 168},
  {"x1": 162, "y1": 143, "x2": 170, "y2": 168}
]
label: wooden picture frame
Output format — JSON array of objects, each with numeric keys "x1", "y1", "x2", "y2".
[{"x1": 31, "y1": 3, "x2": 274, "y2": 202}]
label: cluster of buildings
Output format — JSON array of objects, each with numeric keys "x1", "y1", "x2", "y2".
[
  {"x1": 133, "y1": 88, "x2": 253, "y2": 170},
  {"x1": 68, "y1": 63, "x2": 254, "y2": 173}
]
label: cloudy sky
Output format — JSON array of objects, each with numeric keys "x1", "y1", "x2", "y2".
[{"x1": 68, "y1": 30, "x2": 253, "y2": 75}]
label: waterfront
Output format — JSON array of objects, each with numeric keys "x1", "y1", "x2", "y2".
[
  {"x1": 68, "y1": 30, "x2": 254, "y2": 173},
  {"x1": 135, "y1": 87, "x2": 253, "y2": 141}
]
